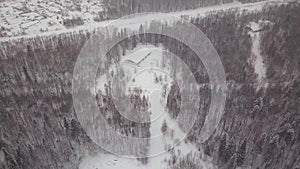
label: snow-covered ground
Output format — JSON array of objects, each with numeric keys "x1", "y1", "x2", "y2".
[
  {"x1": 82, "y1": 44, "x2": 215, "y2": 169},
  {"x1": 0, "y1": 0, "x2": 103, "y2": 37},
  {"x1": 0, "y1": 0, "x2": 287, "y2": 167},
  {"x1": 248, "y1": 21, "x2": 268, "y2": 90},
  {"x1": 96, "y1": 44, "x2": 171, "y2": 95},
  {"x1": 79, "y1": 90, "x2": 214, "y2": 169},
  {"x1": 79, "y1": 154, "x2": 148, "y2": 169},
  {"x1": 0, "y1": 0, "x2": 286, "y2": 41}
]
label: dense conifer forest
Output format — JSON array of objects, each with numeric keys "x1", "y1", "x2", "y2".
[{"x1": 0, "y1": 1, "x2": 299, "y2": 168}]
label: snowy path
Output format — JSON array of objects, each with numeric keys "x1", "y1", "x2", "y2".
[
  {"x1": 0, "y1": 0, "x2": 285, "y2": 42},
  {"x1": 146, "y1": 89, "x2": 202, "y2": 169},
  {"x1": 248, "y1": 21, "x2": 268, "y2": 90}
]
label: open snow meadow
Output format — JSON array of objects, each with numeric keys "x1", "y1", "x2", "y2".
[{"x1": 80, "y1": 44, "x2": 215, "y2": 169}]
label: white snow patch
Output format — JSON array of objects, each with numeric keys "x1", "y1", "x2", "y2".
[
  {"x1": 79, "y1": 154, "x2": 148, "y2": 169},
  {"x1": 248, "y1": 21, "x2": 268, "y2": 90}
]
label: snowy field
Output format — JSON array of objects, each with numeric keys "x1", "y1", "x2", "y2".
[{"x1": 81, "y1": 44, "x2": 215, "y2": 169}]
